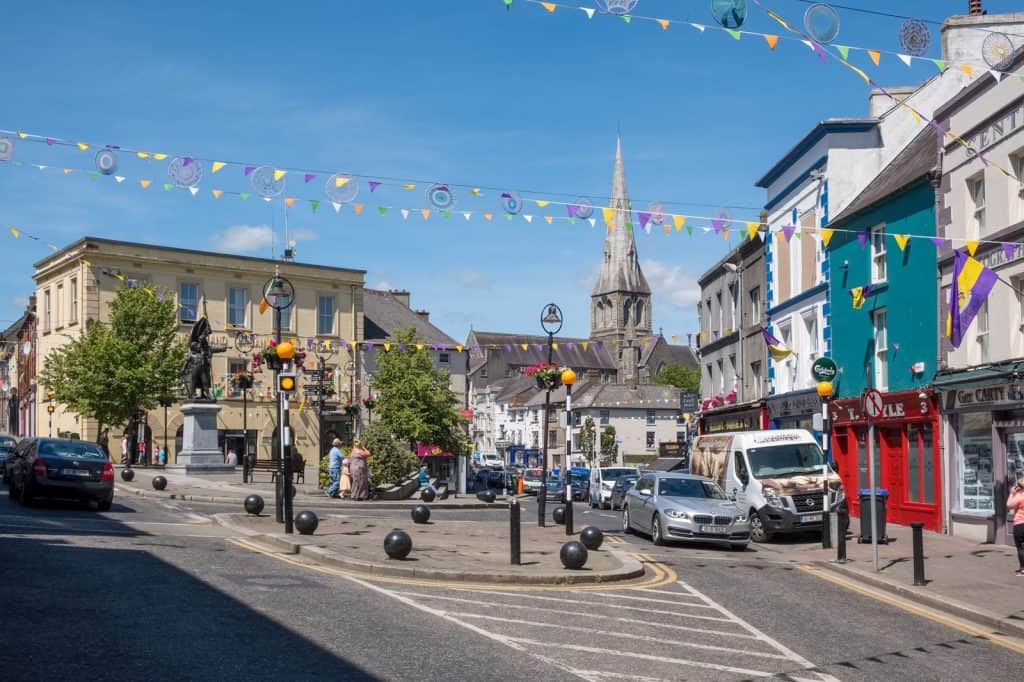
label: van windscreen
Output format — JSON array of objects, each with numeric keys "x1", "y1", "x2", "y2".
[{"x1": 747, "y1": 444, "x2": 824, "y2": 479}]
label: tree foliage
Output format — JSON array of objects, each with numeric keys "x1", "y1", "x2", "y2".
[
  {"x1": 653, "y1": 363, "x2": 701, "y2": 394},
  {"x1": 361, "y1": 422, "x2": 420, "y2": 487},
  {"x1": 372, "y1": 327, "x2": 468, "y2": 455},
  {"x1": 580, "y1": 416, "x2": 597, "y2": 464},
  {"x1": 600, "y1": 425, "x2": 618, "y2": 462},
  {"x1": 40, "y1": 285, "x2": 186, "y2": 440}
]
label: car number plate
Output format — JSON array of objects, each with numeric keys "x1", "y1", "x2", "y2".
[
  {"x1": 62, "y1": 468, "x2": 91, "y2": 477},
  {"x1": 699, "y1": 525, "x2": 728, "y2": 534},
  {"x1": 800, "y1": 514, "x2": 822, "y2": 523}
]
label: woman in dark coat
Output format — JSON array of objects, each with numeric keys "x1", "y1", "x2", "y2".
[{"x1": 348, "y1": 440, "x2": 372, "y2": 501}]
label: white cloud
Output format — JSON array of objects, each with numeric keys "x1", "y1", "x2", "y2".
[
  {"x1": 373, "y1": 279, "x2": 393, "y2": 291},
  {"x1": 644, "y1": 259, "x2": 701, "y2": 310},
  {"x1": 211, "y1": 224, "x2": 274, "y2": 253},
  {"x1": 458, "y1": 269, "x2": 491, "y2": 290},
  {"x1": 290, "y1": 227, "x2": 318, "y2": 242}
]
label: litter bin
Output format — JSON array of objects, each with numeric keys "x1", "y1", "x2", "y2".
[{"x1": 858, "y1": 489, "x2": 889, "y2": 544}]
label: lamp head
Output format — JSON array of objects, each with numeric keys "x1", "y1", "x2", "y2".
[
  {"x1": 816, "y1": 381, "x2": 834, "y2": 399},
  {"x1": 561, "y1": 368, "x2": 577, "y2": 386},
  {"x1": 540, "y1": 303, "x2": 563, "y2": 334}
]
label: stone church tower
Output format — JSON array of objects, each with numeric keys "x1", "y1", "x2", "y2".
[{"x1": 590, "y1": 136, "x2": 652, "y2": 384}]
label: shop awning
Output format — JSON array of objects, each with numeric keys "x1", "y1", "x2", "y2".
[{"x1": 931, "y1": 362, "x2": 1023, "y2": 391}]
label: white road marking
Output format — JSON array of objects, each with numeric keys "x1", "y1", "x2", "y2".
[{"x1": 450, "y1": 586, "x2": 716, "y2": 609}]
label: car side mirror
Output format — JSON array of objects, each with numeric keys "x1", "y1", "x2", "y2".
[
  {"x1": 639, "y1": 489, "x2": 652, "y2": 497},
  {"x1": 727, "y1": 491, "x2": 737, "y2": 501}
]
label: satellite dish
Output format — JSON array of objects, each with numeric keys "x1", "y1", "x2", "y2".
[
  {"x1": 251, "y1": 166, "x2": 286, "y2": 198},
  {"x1": 898, "y1": 18, "x2": 931, "y2": 57},
  {"x1": 595, "y1": 0, "x2": 638, "y2": 14},
  {"x1": 710, "y1": 0, "x2": 747, "y2": 29},
  {"x1": 804, "y1": 3, "x2": 840, "y2": 45},
  {"x1": 324, "y1": 173, "x2": 358, "y2": 204},
  {"x1": 982, "y1": 32, "x2": 1014, "y2": 70},
  {"x1": 0, "y1": 137, "x2": 14, "y2": 162},
  {"x1": 426, "y1": 183, "x2": 456, "y2": 210}
]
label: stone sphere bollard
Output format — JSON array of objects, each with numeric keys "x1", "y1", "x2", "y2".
[
  {"x1": 560, "y1": 540, "x2": 589, "y2": 570},
  {"x1": 552, "y1": 506, "x2": 566, "y2": 525},
  {"x1": 244, "y1": 494, "x2": 265, "y2": 516},
  {"x1": 384, "y1": 529, "x2": 413, "y2": 560},
  {"x1": 120, "y1": 468, "x2": 135, "y2": 482},
  {"x1": 152, "y1": 475, "x2": 167, "y2": 491},
  {"x1": 476, "y1": 490, "x2": 496, "y2": 504},
  {"x1": 580, "y1": 525, "x2": 604, "y2": 550},
  {"x1": 421, "y1": 488, "x2": 436, "y2": 503},
  {"x1": 411, "y1": 504, "x2": 431, "y2": 524},
  {"x1": 295, "y1": 510, "x2": 319, "y2": 535}
]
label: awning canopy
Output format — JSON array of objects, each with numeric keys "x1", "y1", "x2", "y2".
[{"x1": 931, "y1": 361, "x2": 1024, "y2": 391}]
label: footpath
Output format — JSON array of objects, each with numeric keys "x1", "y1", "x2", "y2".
[
  {"x1": 114, "y1": 464, "x2": 508, "y2": 510},
  {"x1": 216, "y1": 512, "x2": 645, "y2": 586},
  {"x1": 757, "y1": 518, "x2": 1024, "y2": 639}
]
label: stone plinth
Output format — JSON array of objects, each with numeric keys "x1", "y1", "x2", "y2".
[{"x1": 173, "y1": 401, "x2": 235, "y2": 474}]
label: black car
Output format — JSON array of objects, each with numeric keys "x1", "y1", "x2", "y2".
[
  {"x1": 6, "y1": 438, "x2": 114, "y2": 510},
  {"x1": 544, "y1": 478, "x2": 565, "y2": 502},
  {"x1": 610, "y1": 475, "x2": 638, "y2": 511},
  {"x1": 0, "y1": 434, "x2": 16, "y2": 482}
]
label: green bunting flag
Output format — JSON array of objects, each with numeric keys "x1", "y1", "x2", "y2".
[
  {"x1": 163, "y1": 183, "x2": 173, "y2": 191},
  {"x1": 442, "y1": 210, "x2": 450, "y2": 219},
  {"x1": 836, "y1": 45, "x2": 850, "y2": 60},
  {"x1": 726, "y1": 29, "x2": 741, "y2": 40},
  {"x1": 378, "y1": 206, "x2": 388, "y2": 216},
  {"x1": 621, "y1": 15, "x2": 631, "y2": 24},
  {"x1": 310, "y1": 199, "x2": 320, "y2": 213},
  {"x1": 933, "y1": 59, "x2": 947, "y2": 72},
  {"x1": 89, "y1": 171, "x2": 100, "y2": 179},
  {"x1": 686, "y1": 225, "x2": 693, "y2": 236},
  {"x1": 240, "y1": 192, "x2": 250, "y2": 200}
]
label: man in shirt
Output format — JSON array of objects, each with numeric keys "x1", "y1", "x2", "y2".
[{"x1": 326, "y1": 438, "x2": 344, "y2": 498}]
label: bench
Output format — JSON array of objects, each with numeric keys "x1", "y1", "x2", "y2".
[{"x1": 248, "y1": 456, "x2": 305, "y2": 485}]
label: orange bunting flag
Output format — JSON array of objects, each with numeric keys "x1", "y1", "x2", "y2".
[
  {"x1": 961, "y1": 64, "x2": 973, "y2": 78},
  {"x1": 867, "y1": 50, "x2": 881, "y2": 66},
  {"x1": 820, "y1": 228, "x2": 834, "y2": 247},
  {"x1": 140, "y1": 179, "x2": 151, "y2": 188},
  {"x1": 353, "y1": 203, "x2": 364, "y2": 215},
  {"x1": 285, "y1": 197, "x2": 295, "y2": 207},
  {"x1": 541, "y1": 1, "x2": 555, "y2": 12},
  {"x1": 544, "y1": 216, "x2": 553, "y2": 224},
  {"x1": 764, "y1": 34, "x2": 779, "y2": 50},
  {"x1": 722, "y1": 228, "x2": 730, "y2": 240},
  {"x1": 746, "y1": 222, "x2": 760, "y2": 241},
  {"x1": 966, "y1": 240, "x2": 979, "y2": 256},
  {"x1": 76, "y1": 142, "x2": 89, "y2": 151},
  {"x1": 673, "y1": 215, "x2": 686, "y2": 232},
  {"x1": 420, "y1": 208, "x2": 430, "y2": 220},
  {"x1": 894, "y1": 234, "x2": 910, "y2": 251},
  {"x1": 664, "y1": 224, "x2": 671, "y2": 235},
  {"x1": 657, "y1": 19, "x2": 669, "y2": 30},
  {"x1": 484, "y1": 212, "x2": 493, "y2": 221},
  {"x1": 258, "y1": 297, "x2": 269, "y2": 315},
  {"x1": 212, "y1": 189, "x2": 223, "y2": 199},
  {"x1": 602, "y1": 207, "x2": 615, "y2": 227}
]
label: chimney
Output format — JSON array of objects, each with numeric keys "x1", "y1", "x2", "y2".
[
  {"x1": 969, "y1": 0, "x2": 983, "y2": 16},
  {"x1": 414, "y1": 309, "x2": 430, "y2": 322},
  {"x1": 389, "y1": 289, "x2": 411, "y2": 307}
]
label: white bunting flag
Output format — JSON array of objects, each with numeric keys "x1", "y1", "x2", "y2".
[
  {"x1": 580, "y1": 7, "x2": 595, "y2": 19},
  {"x1": 463, "y1": 212, "x2": 472, "y2": 220},
  {"x1": 523, "y1": 215, "x2": 533, "y2": 223},
  {"x1": 114, "y1": 176, "x2": 125, "y2": 183},
  {"x1": 990, "y1": 69, "x2": 1004, "y2": 82},
  {"x1": 400, "y1": 208, "x2": 410, "y2": 220},
  {"x1": 897, "y1": 53, "x2": 913, "y2": 67},
  {"x1": 588, "y1": 218, "x2": 596, "y2": 227},
  {"x1": 188, "y1": 186, "x2": 199, "y2": 196},
  {"x1": 690, "y1": 23, "x2": 706, "y2": 32},
  {"x1": 332, "y1": 202, "x2": 342, "y2": 213}
]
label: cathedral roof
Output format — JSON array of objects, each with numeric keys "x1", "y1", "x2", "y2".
[
  {"x1": 467, "y1": 330, "x2": 617, "y2": 370},
  {"x1": 591, "y1": 136, "x2": 651, "y2": 297}
]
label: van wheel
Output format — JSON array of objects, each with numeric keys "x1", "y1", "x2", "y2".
[
  {"x1": 749, "y1": 511, "x2": 772, "y2": 543},
  {"x1": 651, "y1": 515, "x2": 665, "y2": 546}
]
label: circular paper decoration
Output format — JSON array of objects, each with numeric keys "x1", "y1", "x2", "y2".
[
  {"x1": 250, "y1": 166, "x2": 285, "y2": 198},
  {"x1": 709, "y1": 0, "x2": 746, "y2": 29},
  {"x1": 647, "y1": 201, "x2": 666, "y2": 226},
  {"x1": 0, "y1": 137, "x2": 14, "y2": 161},
  {"x1": 95, "y1": 150, "x2": 118, "y2": 175},
  {"x1": 804, "y1": 3, "x2": 840, "y2": 45},
  {"x1": 594, "y1": 0, "x2": 638, "y2": 14},
  {"x1": 168, "y1": 157, "x2": 203, "y2": 188},
  {"x1": 982, "y1": 32, "x2": 1014, "y2": 70},
  {"x1": 426, "y1": 183, "x2": 456, "y2": 210},
  {"x1": 575, "y1": 199, "x2": 594, "y2": 219},
  {"x1": 324, "y1": 173, "x2": 358, "y2": 204},
  {"x1": 898, "y1": 18, "x2": 931, "y2": 57},
  {"x1": 500, "y1": 190, "x2": 523, "y2": 215}
]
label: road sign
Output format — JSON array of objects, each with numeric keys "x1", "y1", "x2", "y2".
[
  {"x1": 863, "y1": 389, "x2": 884, "y2": 419},
  {"x1": 811, "y1": 357, "x2": 838, "y2": 383},
  {"x1": 680, "y1": 392, "x2": 700, "y2": 413}
]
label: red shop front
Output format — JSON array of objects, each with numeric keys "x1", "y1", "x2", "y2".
[{"x1": 830, "y1": 389, "x2": 943, "y2": 532}]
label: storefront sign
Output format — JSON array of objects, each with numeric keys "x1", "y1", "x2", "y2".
[
  {"x1": 767, "y1": 390, "x2": 820, "y2": 420},
  {"x1": 811, "y1": 357, "x2": 838, "y2": 383},
  {"x1": 702, "y1": 408, "x2": 762, "y2": 433},
  {"x1": 949, "y1": 382, "x2": 1024, "y2": 409},
  {"x1": 831, "y1": 390, "x2": 932, "y2": 425},
  {"x1": 680, "y1": 392, "x2": 700, "y2": 413}
]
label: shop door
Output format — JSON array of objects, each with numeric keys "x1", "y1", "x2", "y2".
[{"x1": 999, "y1": 430, "x2": 1024, "y2": 546}]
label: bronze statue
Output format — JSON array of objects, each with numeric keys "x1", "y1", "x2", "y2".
[{"x1": 180, "y1": 318, "x2": 227, "y2": 401}]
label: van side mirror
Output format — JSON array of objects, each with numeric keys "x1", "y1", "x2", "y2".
[{"x1": 639, "y1": 488, "x2": 652, "y2": 497}]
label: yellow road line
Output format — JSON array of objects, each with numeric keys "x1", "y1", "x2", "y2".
[
  {"x1": 227, "y1": 537, "x2": 676, "y2": 592},
  {"x1": 798, "y1": 564, "x2": 1024, "y2": 656}
]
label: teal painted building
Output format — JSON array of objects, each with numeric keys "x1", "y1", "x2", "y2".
[{"x1": 827, "y1": 128, "x2": 938, "y2": 398}]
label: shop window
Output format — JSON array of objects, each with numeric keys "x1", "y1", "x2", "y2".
[
  {"x1": 749, "y1": 287, "x2": 761, "y2": 325},
  {"x1": 956, "y1": 412, "x2": 994, "y2": 513},
  {"x1": 907, "y1": 423, "x2": 936, "y2": 504}
]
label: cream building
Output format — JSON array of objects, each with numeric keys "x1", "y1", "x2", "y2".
[{"x1": 33, "y1": 237, "x2": 365, "y2": 463}]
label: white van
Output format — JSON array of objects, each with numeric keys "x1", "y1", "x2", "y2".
[
  {"x1": 689, "y1": 430, "x2": 846, "y2": 543},
  {"x1": 589, "y1": 466, "x2": 639, "y2": 509}
]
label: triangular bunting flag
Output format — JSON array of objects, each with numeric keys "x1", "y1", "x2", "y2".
[
  {"x1": 244, "y1": 165, "x2": 256, "y2": 176},
  {"x1": 711, "y1": 219, "x2": 725, "y2": 234},
  {"x1": 961, "y1": 64, "x2": 973, "y2": 78},
  {"x1": 858, "y1": 232, "x2": 868, "y2": 249},
  {"x1": 400, "y1": 208, "x2": 409, "y2": 220},
  {"x1": 690, "y1": 23, "x2": 705, "y2": 32},
  {"x1": 782, "y1": 225, "x2": 795, "y2": 242},
  {"x1": 140, "y1": 180, "x2": 151, "y2": 188},
  {"x1": 966, "y1": 240, "x2": 979, "y2": 256},
  {"x1": 369, "y1": 181, "x2": 381, "y2": 192},
  {"x1": 726, "y1": 29, "x2": 741, "y2": 40},
  {"x1": 1003, "y1": 242, "x2": 1016, "y2": 261},
  {"x1": 378, "y1": 206, "x2": 388, "y2": 216},
  {"x1": 403, "y1": 183, "x2": 416, "y2": 190},
  {"x1": 420, "y1": 209, "x2": 430, "y2": 220},
  {"x1": 310, "y1": 199, "x2": 319, "y2": 212},
  {"x1": 114, "y1": 176, "x2": 125, "y2": 183},
  {"x1": 544, "y1": 216, "x2": 553, "y2": 224},
  {"x1": 353, "y1": 203, "x2": 364, "y2": 215},
  {"x1": 746, "y1": 222, "x2": 759, "y2": 241},
  {"x1": 894, "y1": 234, "x2": 910, "y2": 251},
  {"x1": 335, "y1": 177, "x2": 351, "y2": 188},
  {"x1": 535, "y1": 200, "x2": 549, "y2": 207},
  {"x1": 722, "y1": 228, "x2": 730, "y2": 240},
  {"x1": 836, "y1": 45, "x2": 850, "y2": 60},
  {"x1": 153, "y1": 153, "x2": 167, "y2": 161},
  {"x1": 332, "y1": 201, "x2": 342, "y2": 213},
  {"x1": 764, "y1": 34, "x2": 779, "y2": 50},
  {"x1": 932, "y1": 59, "x2": 947, "y2": 73},
  {"x1": 211, "y1": 161, "x2": 226, "y2": 173},
  {"x1": 657, "y1": 19, "x2": 669, "y2": 30},
  {"x1": 990, "y1": 69, "x2": 1004, "y2": 82},
  {"x1": 541, "y1": 2, "x2": 555, "y2": 12},
  {"x1": 686, "y1": 224, "x2": 693, "y2": 236},
  {"x1": 285, "y1": 197, "x2": 295, "y2": 207},
  {"x1": 673, "y1": 215, "x2": 686, "y2": 232},
  {"x1": 273, "y1": 169, "x2": 287, "y2": 181},
  {"x1": 189, "y1": 186, "x2": 199, "y2": 196},
  {"x1": 897, "y1": 53, "x2": 913, "y2": 67},
  {"x1": 9, "y1": 227, "x2": 20, "y2": 238},
  {"x1": 602, "y1": 207, "x2": 615, "y2": 226},
  {"x1": 240, "y1": 192, "x2": 250, "y2": 200},
  {"x1": 304, "y1": 173, "x2": 316, "y2": 183},
  {"x1": 76, "y1": 142, "x2": 89, "y2": 150},
  {"x1": 820, "y1": 228, "x2": 834, "y2": 247},
  {"x1": 580, "y1": 7, "x2": 595, "y2": 19},
  {"x1": 484, "y1": 212, "x2": 493, "y2": 221},
  {"x1": 621, "y1": 15, "x2": 631, "y2": 24},
  {"x1": 442, "y1": 210, "x2": 450, "y2": 219},
  {"x1": 523, "y1": 215, "x2": 533, "y2": 223},
  {"x1": 867, "y1": 49, "x2": 881, "y2": 66},
  {"x1": 463, "y1": 212, "x2": 472, "y2": 220}
]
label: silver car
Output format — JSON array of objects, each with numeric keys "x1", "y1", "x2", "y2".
[{"x1": 622, "y1": 472, "x2": 750, "y2": 550}]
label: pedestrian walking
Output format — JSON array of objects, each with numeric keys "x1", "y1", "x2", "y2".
[
  {"x1": 225, "y1": 449, "x2": 238, "y2": 466},
  {"x1": 349, "y1": 440, "x2": 372, "y2": 501},
  {"x1": 158, "y1": 445, "x2": 168, "y2": 466},
  {"x1": 418, "y1": 465, "x2": 435, "y2": 495},
  {"x1": 121, "y1": 434, "x2": 130, "y2": 466},
  {"x1": 1008, "y1": 471, "x2": 1024, "y2": 576},
  {"x1": 340, "y1": 456, "x2": 352, "y2": 498},
  {"x1": 326, "y1": 438, "x2": 344, "y2": 498}
]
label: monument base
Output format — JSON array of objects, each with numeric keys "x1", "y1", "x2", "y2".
[{"x1": 177, "y1": 401, "x2": 230, "y2": 474}]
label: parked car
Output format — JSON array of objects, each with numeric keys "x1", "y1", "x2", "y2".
[
  {"x1": 622, "y1": 472, "x2": 749, "y2": 550},
  {"x1": 6, "y1": 438, "x2": 114, "y2": 510},
  {"x1": 522, "y1": 468, "x2": 544, "y2": 495},
  {"x1": 610, "y1": 475, "x2": 638, "y2": 510},
  {"x1": 543, "y1": 477, "x2": 564, "y2": 503},
  {"x1": 0, "y1": 434, "x2": 17, "y2": 482}
]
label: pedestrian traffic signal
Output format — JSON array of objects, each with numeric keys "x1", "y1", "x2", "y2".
[{"x1": 277, "y1": 371, "x2": 297, "y2": 395}]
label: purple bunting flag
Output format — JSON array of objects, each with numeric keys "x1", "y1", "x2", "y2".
[
  {"x1": 567, "y1": 204, "x2": 578, "y2": 218},
  {"x1": 304, "y1": 173, "x2": 316, "y2": 183},
  {"x1": 369, "y1": 181, "x2": 381, "y2": 192},
  {"x1": 637, "y1": 212, "x2": 651, "y2": 229},
  {"x1": 930, "y1": 237, "x2": 945, "y2": 249},
  {"x1": 1003, "y1": 242, "x2": 1016, "y2": 261},
  {"x1": 244, "y1": 165, "x2": 256, "y2": 176},
  {"x1": 857, "y1": 232, "x2": 868, "y2": 250},
  {"x1": 712, "y1": 219, "x2": 725, "y2": 234}
]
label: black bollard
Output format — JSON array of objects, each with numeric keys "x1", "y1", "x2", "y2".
[
  {"x1": 553, "y1": 506, "x2": 566, "y2": 525},
  {"x1": 559, "y1": 540, "x2": 588, "y2": 570},
  {"x1": 244, "y1": 494, "x2": 265, "y2": 516},
  {"x1": 565, "y1": 485, "x2": 574, "y2": 536},
  {"x1": 411, "y1": 504, "x2": 431, "y2": 524},
  {"x1": 383, "y1": 529, "x2": 412, "y2": 560},
  {"x1": 911, "y1": 521, "x2": 926, "y2": 586},
  {"x1": 510, "y1": 498, "x2": 521, "y2": 566},
  {"x1": 120, "y1": 468, "x2": 135, "y2": 482},
  {"x1": 579, "y1": 525, "x2": 604, "y2": 550},
  {"x1": 836, "y1": 508, "x2": 848, "y2": 563},
  {"x1": 152, "y1": 475, "x2": 167, "y2": 491},
  {"x1": 294, "y1": 510, "x2": 318, "y2": 535}
]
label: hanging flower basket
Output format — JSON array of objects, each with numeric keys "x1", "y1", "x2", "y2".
[
  {"x1": 362, "y1": 396, "x2": 376, "y2": 410},
  {"x1": 229, "y1": 371, "x2": 254, "y2": 391},
  {"x1": 523, "y1": 362, "x2": 565, "y2": 391},
  {"x1": 342, "y1": 401, "x2": 361, "y2": 417}
]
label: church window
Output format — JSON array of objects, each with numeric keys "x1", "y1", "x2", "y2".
[
  {"x1": 635, "y1": 299, "x2": 645, "y2": 328},
  {"x1": 623, "y1": 299, "x2": 632, "y2": 326}
]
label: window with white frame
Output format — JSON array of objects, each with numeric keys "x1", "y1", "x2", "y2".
[
  {"x1": 716, "y1": 292, "x2": 723, "y2": 335},
  {"x1": 646, "y1": 410, "x2": 656, "y2": 426},
  {"x1": 43, "y1": 288, "x2": 51, "y2": 331},
  {"x1": 179, "y1": 282, "x2": 199, "y2": 324},
  {"x1": 870, "y1": 224, "x2": 887, "y2": 283},
  {"x1": 750, "y1": 360, "x2": 762, "y2": 399},
  {"x1": 728, "y1": 282, "x2": 738, "y2": 332},
  {"x1": 228, "y1": 287, "x2": 248, "y2": 328},
  {"x1": 976, "y1": 299, "x2": 990, "y2": 364},
  {"x1": 777, "y1": 320, "x2": 794, "y2": 391},
  {"x1": 600, "y1": 410, "x2": 610, "y2": 425},
  {"x1": 803, "y1": 311, "x2": 819, "y2": 361},
  {"x1": 968, "y1": 173, "x2": 986, "y2": 236},
  {"x1": 55, "y1": 284, "x2": 63, "y2": 328},
  {"x1": 749, "y1": 287, "x2": 761, "y2": 325},
  {"x1": 646, "y1": 431, "x2": 656, "y2": 449},
  {"x1": 1012, "y1": 152, "x2": 1024, "y2": 223},
  {"x1": 873, "y1": 308, "x2": 888, "y2": 391},
  {"x1": 316, "y1": 295, "x2": 335, "y2": 335},
  {"x1": 69, "y1": 277, "x2": 78, "y2": 324}
]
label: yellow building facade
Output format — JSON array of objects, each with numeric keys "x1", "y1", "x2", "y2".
[{"x1": 33, "y1": 237, "x2": 365, "y2": 463}]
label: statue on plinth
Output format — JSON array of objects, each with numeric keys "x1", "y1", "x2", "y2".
[{"x1": 180, "y1": 318, "x2": 227, "y2": 401}]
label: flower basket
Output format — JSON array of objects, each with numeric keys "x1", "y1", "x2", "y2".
[
  {"x1": 362, "y1": 397, "x2": 376, "y2": 410},
  {"x1": 229, "y1": 372, "x2": 254, "y2": 391},
  {"x1": 342, "y1": 401, "x2": 361, "y2": 417},
  {"x1": 523, "y1": 362, "x2": 565, "y2": 391}
]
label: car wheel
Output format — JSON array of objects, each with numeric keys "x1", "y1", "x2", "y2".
[
  {"x1": 19, "y1": 479, "x2": 34, "y2": 507},
  {"x1": 622, "y1": 506, "x2": 632, "y2": 534},
  {"x1": 749, "y1": 510, "x2": 772, "y2": 543},
  {"x1": 651, "y1": 514, "x2": 665, "y2": 546},
  {"x1": 96, "y1": 498, "x2": 112, "y2": 512}
]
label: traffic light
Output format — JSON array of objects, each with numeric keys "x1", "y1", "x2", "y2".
[{"x1": 277, "y1": 371, "x2": 297, "y2": 396}]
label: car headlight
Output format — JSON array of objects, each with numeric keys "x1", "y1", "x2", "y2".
[
  {"x1": 763, "y1": 487, "x2": 785, "y2": 508},
  {"x1": 734, "y1": 513, "x2": 747, "y2": 522},
  {"x1": 664, "y1": 508, "x2": 690, "y2": 520}
]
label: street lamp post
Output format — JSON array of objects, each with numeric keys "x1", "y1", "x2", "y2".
[
  {"x1": 817, "y1": 380, "x2": 834, "y2": 550},
  {"x1": 562, "y1": 368, "x2": 576, "y2": 535},
  {"x1": 159, "y1": 394, "x2": 173, "y2": 467},
  {"x1": 45, "y1": 391, "x2": 55, "y2": 438},
  {"x1": 234, "y1": 333, "x2": 255, "y2": 482},
  {"x1": 366, "y1": 374, "x2": 374, "y2": 424},
  {"x1": 538, "y1": 302, "x2": 563, "y2": 527},
  {"x1": 344, "y1": 359, "x2": 356, "y2": 441},
  {"x1": 263, "y1": 270, "x2": 295, "y2": 525}
]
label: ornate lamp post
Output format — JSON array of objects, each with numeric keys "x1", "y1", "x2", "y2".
[
  {"x1": 365, "y1": 374, "x2": 374, "y2": 424},
  {"x1": 235, "y1": 333, "x2": 255, "y2": 481},
  {"x1": 344, "y1": 359, "x2": 357, "y2": 440},
  {"x1": 46, "y1": 390, "x2": 55, "y2": 438},
  {"x1": 562, "y1": 367, "x2": 577, "y2": 535},
  {"x1": 537, "y1": 302, "x2": 563, "y2": 527},
  {"x1": 817, "y1": 380, "x2": 834, "y2": 550},
  {"x1": 263, "y1": 270, "x2": 295, "y2": 526}
]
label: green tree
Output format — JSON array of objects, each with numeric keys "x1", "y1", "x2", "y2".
[
  {"x1": 653, "y1": 363, "x2": 701, "y2": 394},
  {"x1": 580, "y1": 416, "x2": 597, "y2": 464},
  {"x1": 372, "y1": 327, "x2": 468, "y2": 455},
  {"x1": 600, "y1": 425, "x2": 618, "y2": 462},
  {"x1": 361, "y1": 422, "x2": 420, "y2": 487},
  {"x1": 40, "y1": 285, "x2": 186, "y2": 443}
]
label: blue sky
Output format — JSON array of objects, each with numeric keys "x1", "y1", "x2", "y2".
[{"x1": 2, "y1": 0, "x2": 1018, "y2": 342}]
